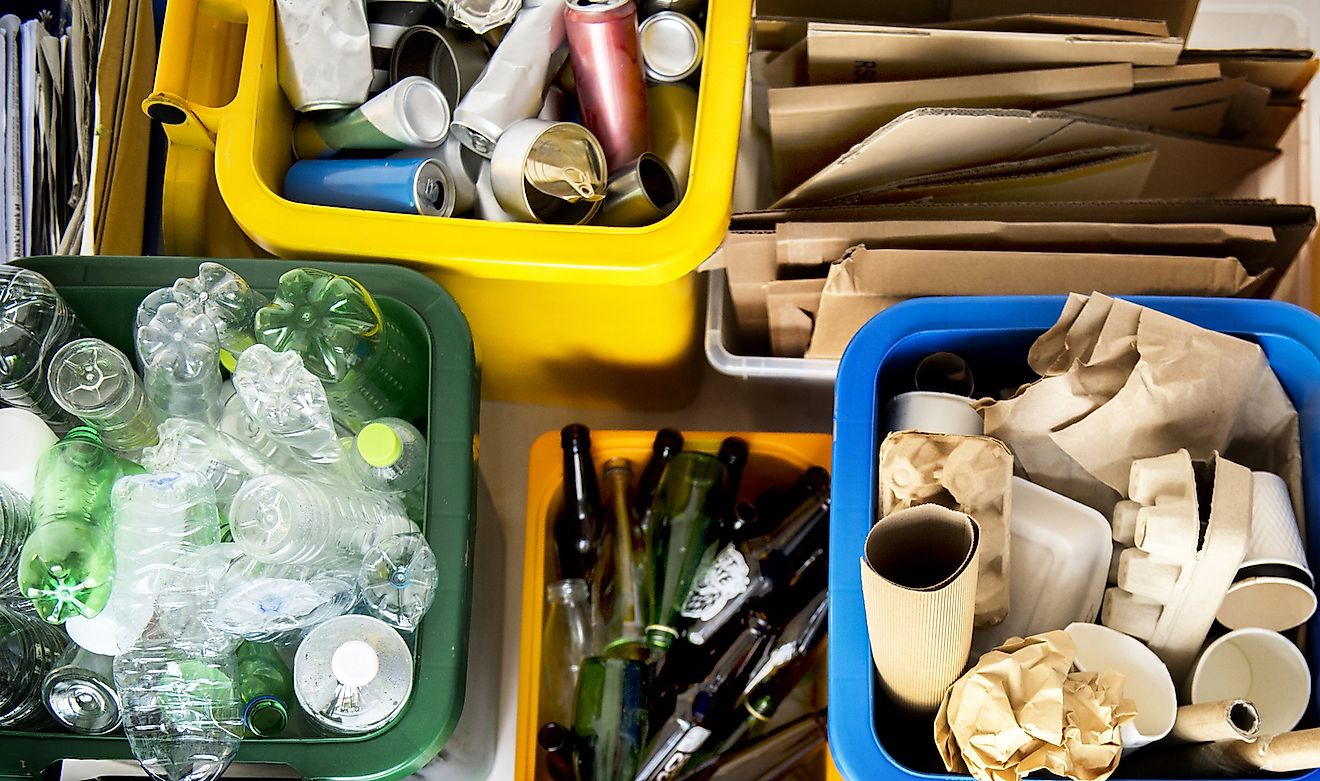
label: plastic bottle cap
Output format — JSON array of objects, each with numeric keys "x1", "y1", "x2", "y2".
[
  {"x1": 357, "y1": 423, "x2": 403, "y2": 468},
  {"x1": 331, "y1": 640, "x2": 380, "y2": 687},
  {"x1": 220, "y1": 349, "x2": 238, "y2": 373}
]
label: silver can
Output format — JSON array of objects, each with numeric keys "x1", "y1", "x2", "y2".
[
  {"x1": 490, "y1": 119, "x2": 607, "y2": 224},
  {"x1": 638, "y1": 11, "x2": 704, "y2": 83},
  {"x1": 595, "y1": 152, "x2": 679, "y2": 227},
  {"x1": 442, "y1": 0, "x2": 522, "y2": 36},
  {"x1": 389, "y1": 25, "x2": 490, "y2": 105}
]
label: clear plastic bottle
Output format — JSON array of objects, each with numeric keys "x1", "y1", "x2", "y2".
[
  {"x1": 41, "y1": 644, "x2": 122, "y2": 735},
  {"x1": 358, "y1": 531, "x2": 438, "y2": 630},
  {"x1": 232, "y1": 345, "x2": 345, "y2": 467},
  {"x1": 172, "y1": 262, "x2": 269, "y2": 358},
  {"x1": 0, "y1": 600, "x2": 68, "y2": 727},
  {"x1": 113, "y1": 637, "x2": 244, "y2": 781},
  {"x1": 19, "y1": 427, "x2": 142, "y2": 623},
  {"x1": 229, "y1": 474, "x2": 414, "y2": 565},
  {"x1": 0, "y1": 407, "x2": 57, "y2": 498},
  {"x1": 48, "y1": 338, "x2": 159, "y2": 455},
  {"x1": 142, "y1": 418, "x2": 274, "y2": 508},
  {"x1": 235, "y1": 641, "x2": 294, "y2": 738},
  {"x1": 348, "y1": 418, "x2": 426, "y2": 520},
  {"x1": 0, "y1": 267, "x2": 87, "y2": 433},
  {"x1": 134, "y1": 288, "x2": 178, "y2": 371},
  {"x1": 65, "y1": 472, "x2": 222, "y2": 656},
  {"x1": 539, "y1": 578, "x2": 595, "y2": 729},
  {"x1": 254, "y1": 268, "x2": 426, "y2": 432},
  {"x1": 0, "y1": 482, "x2": 31, "y2": 598},
  {"x1": 218, "y1": 394, "x2": 310, "y2": 477},
  {"x1": 213, "y1": 554, "x2": 359, "y2": 643},
  {"x1": 293, "y1": 614, "x2": 414, "y2": 734},
  {"x1": 136, "y1": 304, "x2": 224, "y2": 426}
]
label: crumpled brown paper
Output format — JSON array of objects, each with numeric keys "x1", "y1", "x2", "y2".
[
  {"x1": 936, "y1": 630, "x2": 1137, "y2": 781},
  {"x1": 982, "y1": 293, "x2": 1301, "y2": 517}
]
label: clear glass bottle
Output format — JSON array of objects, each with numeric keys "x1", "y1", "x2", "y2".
[{"x1": 539, "y1": 578, "x2": 595, "y2": 729}]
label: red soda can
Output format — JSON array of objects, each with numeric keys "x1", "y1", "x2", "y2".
[{"x1": 564, "y1": 0, "x2": 652, "y2": 172}]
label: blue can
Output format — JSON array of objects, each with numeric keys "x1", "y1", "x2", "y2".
[{"x1": 284, "y1": 158, "x2": 455, "y2": 216}]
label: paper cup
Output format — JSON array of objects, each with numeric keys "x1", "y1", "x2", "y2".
[
  {"x1": 885, "y1": 391, "x2": 984, "y2": 437},
  {"x1": 860, "y1": 504, "x2": 979, "y2": 713},
  {"x1": 1188, "y1": 628, "x2": 1310, "y2": 736},
  {"x1": 1216, "y1": 472, "x2": 1316, "y2": 632},
  {"x1": 1066, "y1": 622, "x2": 1176, "y2": 753}
]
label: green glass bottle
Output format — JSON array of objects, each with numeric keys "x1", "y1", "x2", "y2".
[
  {"x1": 645, "y1": 451, "x2": 725, "y2": 651},
  {"x1": 572, "y1": 656, "x2": 650, "y2": 781},
  {"x1": 236, "y1": 641, "x2": 294, "y2": 737},
  {"x1": 253, "y1": 268, "x2": 427, "y2": 432},
  {"x1": 602, "y1": 457, "x2": 645, "y2": 657},
  {"x1": 18, "y1": 427, "x2": 142, "y2": 624}
]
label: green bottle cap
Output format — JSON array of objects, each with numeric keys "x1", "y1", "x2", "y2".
[
  {"x1": 220, "y1": 349, "x2": 238, "y2": 373},
  {"x1": 357, "y1": 423, "x2": 403, "y2": 468}
]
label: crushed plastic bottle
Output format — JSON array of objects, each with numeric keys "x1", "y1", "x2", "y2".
[
  {"x1": 348, "y1": 418, "x2": 426, "y2": 520},
  {"x1": 212, "y1": 554, "x2": 359, "y2": 643},
  {"x1": 114, "y1": 637, "x2": 244, "y2": 781},
  {"x1": 229, "y1": 473, "x2": 413, "y2": 565},
  {"x1": 48, "y1": 338, "x2": 159, "y2": 455},
  {"x1": 293, "y1": 614, "x2": 413, "y2": 734},
  {"x1": 232, "y1": 345, "x2": 345, "y2": 467},
  {"x1": 0, "y1": 600, "x2": 68, "y2": 727},
  {"x1": 136, "y1": 304, "x2": 224, "y2": 426},
  {"x1": 65, "y1": 472, "x2": 222, "y2": 656},
  {"x1": 172, "y1": 262, "x2": 269, "y2": 358},
  {"x1": 18, "y1": 427, "x2": 143, "y2": 623},
  {"x1": 358, "y1": 531, "x2": 438, "y2": 630},
  {"x1": 254, "y1": 268, "x2": 426, "y2": 431},
  {"x1": 218, "y1": 394, "x2": 308, "y2": 476},
  {"x1": 0, "y1": 267, "x2": 87, "y2": 433},
  {"x1": 142, "y1": 419, "x2": 274, "y2": 508}
]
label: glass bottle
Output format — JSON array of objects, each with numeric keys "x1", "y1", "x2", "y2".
[
  {"x1": 554, "y1": 423, "x2": 604, "y2": 583},
  {"x1": 48, "y1": 338, "x2": 159, "y2": 455},
  {"x1": 0, "y1": 267, "x2": 87, "y2": 433},
  {"x1": 634, "y1": 428, "x2": 683, "y2": 541},
  {"x1": 254, "y1": 267, "x2": 426, "y2": 432},
  {"x1": 714, "y1": 437, "x2": 749, "y2": 534},
  {"x1": 236, "y1": 641, "x2": 294, "y2": 737},
  {"x1": 540, "y1": 578, "x2": 594, "y2": 729},
  {"x1": 645, "y1": 451, "x2": 724, "y2": 651},
  {"x1": 602, "y1": 457, "x2": 645, "y2": 656},
  {"x1": 41, "y1": 644, "x2": 122, "y2": 735},
  {"x1": 671, "y1": 710, "x2": 827, "y2": 781},
  {"x1": 682, "y1": 467, "x2": 829, "y2": 646},
  {"x1": 537, "y1": 721, "x2": 578, "y2": 781},
  {"x1": 572, "y1": 656, "x2": 651, "y2": 781},
  {"x1": 746, "y1": 466, "x2": 831, "y2": 542},
  {"x1": 18, "y1": 427, "x2": 142, "y2": 623}
]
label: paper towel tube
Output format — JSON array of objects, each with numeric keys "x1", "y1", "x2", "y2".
[
  {"x1": 860, "y1": 504, "x2": 979, "y2": 713},
  {"x1": 1188, "y1": 628, "x2": 1310, "y2": 736},
  {"x1": 1126, "y1": 728, "x2": 1320, "y2": 776},
  {"x1": 1169, "y1": 699, "x2": 1259, "y2": 745}
]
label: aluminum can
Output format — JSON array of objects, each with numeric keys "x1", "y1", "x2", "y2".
[
  {"x1": 594, "y1": 152, "x2": 678, "y2": 226},
  {"x1": 565, "y1": 0, "x2": 651, "y2": 171},
  {"x1": 638, "y1": 11, "x2": 703, "y2": 82},
  {"x1": 490, "y1": 119, "x2": 606, "y2": 223},
  {"x1": 284, "y1": 158, "x2": 457, "y2": 216}
]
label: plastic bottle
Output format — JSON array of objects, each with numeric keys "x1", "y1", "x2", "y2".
[
  {"x1": 136, "y1": 303, "x2": 224, "y2": 426},
  {"x1": 236, "y1": 641, "x2": 294, "y2": 737},
  {"x1": 41, "y1": 644, "x2": 122, "y2": 735},
  {"x1": 232, "y1": 345, "x2": 346, "y2": 467},
  {"x1": 134, "y1": 288, "x2": 178, "y2": 371},
  {"x1": 218, "y1": 394, "x2": 309, "y2": 476},
  {"x1": 48, "y1": 338, "x2": 159, "y2": 455},
  {"x1": 113, "y1": 637, "x2": 244, "y2": 781},
  {"x1": 213, "y1": 554, "x2": 359, "y2": 643},
  {"x1": 172, "y1": 262, "x2": 269, "y2": 357},
  {"x1": 539, "y1": 578, "x2": 595, "y2": 729},
  {"x1": 0, "y1": 482, "x2": 31, "y2": 598},
  {"x1": 18, "y1": 427, "x2": 142, "y2": 623},
  {"x1": 358, "y1": 531, "x2": 438, "y2": 630},
  {"x1": 65, "y1": 472, "x2": 222, "y2": 656},
  {"x1": 0, "y1": 600, "x2": 68, "y2": 727},
  {"x1": 0, "y1": 407, "x2": 58, "y2": 498},
  {"x1": 229, "y1": 473, "x2": 414, "y2": 565},
  {"x1": 142, "y1": 418, "x2": 274, "y2": 508},
  {"x1": 293, "y1": 614, "x2": 414, "y2": 734},
  {"x1": 254, "y1": 267, "x2": 426, "y2": 431},
  {"x1": 0, "y1": 267, "x2": 87, "y2": 433},
  {"x1": 348, "y1": 418, "x2": 426, "y2": 519}
]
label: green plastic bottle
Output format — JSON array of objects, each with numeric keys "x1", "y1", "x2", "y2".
[
  {"x1": 253, "y1": 268, "x2": 426, "y2": 432},
  {"x1": 236, "y1": 641, "x2": 294, "y2": 738},
  {"x1": 645, "y1": 451, "x2": 725, "y2": 651},
  {"x1": 17, "y1": 427, "x2": 142, "y2": 624}
]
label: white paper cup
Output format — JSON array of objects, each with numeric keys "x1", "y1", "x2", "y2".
[
  {"x1": 885, "y1": 391, "x2": 984, "y2": 437},
  {"x1": 1188, "y1": 628, "x2": 1310, "y2": 736},
  {"x1": 1216, "y1": 472, "x2": 1316, "y2": 632},
  {"x1": 1067, "y1": 622, "x2": 1176, "y2": 753}
]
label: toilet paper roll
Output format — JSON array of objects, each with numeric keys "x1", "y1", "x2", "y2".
[
  {"x1": 1169, "y1": 699, "x2": 1260, "y2": 744},
  {"x1": 884, "y1": 392, "x2": 984, "y2": 437},
  {"x1": 1216, "y1": 472, "x2": 1316, "y2": 632},
  {"x1": 861, "y1": 504, "x2": 979, "y2": 713}
]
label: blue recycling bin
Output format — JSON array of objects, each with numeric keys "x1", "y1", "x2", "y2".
[{"x1": 828, "y1": 295, "x2": 1320, "y2": 781}]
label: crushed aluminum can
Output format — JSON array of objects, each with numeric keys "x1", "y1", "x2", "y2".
[
  {"x1": 594, "y1": 152, "x2": 679, "y2": 227},
  {"x1": 564, "y1": 0, "x2": 651, "y2": 171},
  {"x1": 276, "y1": 0, "x2": 374, "y2": 111},
  {"x1": 284, "y1": 158, "x2": 457, "y2": 217},
  {"x1": 442, "y1": 0, "x2": 522, "y2": 36},
  {"x1": 490, "y1": 119, "x2": 607, "y2": 224}
]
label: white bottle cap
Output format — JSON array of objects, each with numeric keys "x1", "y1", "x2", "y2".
[{"x1": 331, "y1": 640, "x2": 380, "y2": 688}]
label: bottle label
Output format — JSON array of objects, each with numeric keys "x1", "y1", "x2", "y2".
[
  {"x1": 680, "y1": 544, "x2": 750, "y2": 621},
  {"x1": 651, "y1": 725, "x2": 712, "y2": 781}
]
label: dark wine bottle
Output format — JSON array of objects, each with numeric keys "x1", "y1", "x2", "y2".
[{"x1": 554, "y1": 423, "x2": 605, "y2": 582}]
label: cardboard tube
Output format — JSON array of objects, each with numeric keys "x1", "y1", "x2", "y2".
[
  {"x1": 860, "y1": 504, "x2": 979, "y2": 713},
  {"x1": 913, "y1": 352, "x2": 975, "y2": 397},
  {"x1": 1131, "y1": 729, "x2": 1320, "y2": 776},
  {"x1": 1169, "y1": 700, "x2": 1260, "y2": 744}
]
